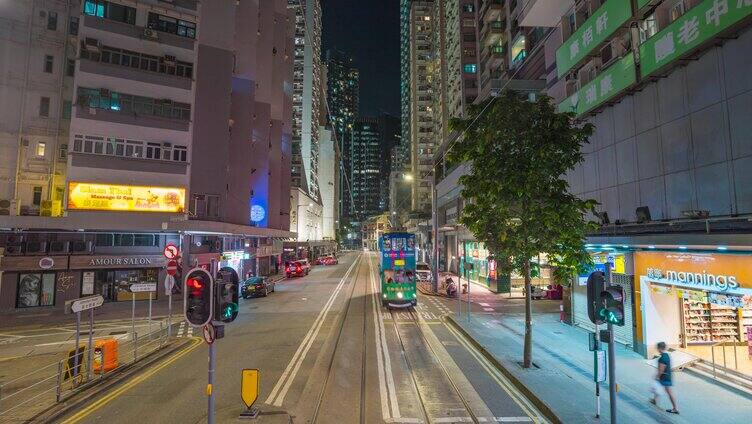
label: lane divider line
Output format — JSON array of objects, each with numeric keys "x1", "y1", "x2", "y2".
[
  {"x1": 61, "y1": 337, "x2": 203, "y2": 424},
  {"x1": 265, "y1": 256, "x2": 360, "y2": 406}
]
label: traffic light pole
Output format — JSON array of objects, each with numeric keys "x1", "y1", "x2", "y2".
[
  {"x1": 207, "y1": 258, "x2": 218, "y2": 424},
  {"x1": 607, "y1": 321, "x2": 616, "y2": 423},
  {"x1": 607, "y1": 264, "x2": 617, "y2": 424}
]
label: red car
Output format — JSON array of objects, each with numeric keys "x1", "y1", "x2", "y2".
[
  {"x1": 315, "y1": 255, "x2": 338, "y2": 266},
  {"x1": 286, "y1": 259, "x2": 310, "y2": 277}
]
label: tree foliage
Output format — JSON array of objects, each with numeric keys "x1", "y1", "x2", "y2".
[{"x1": 448, "y1": 92, "x2": 598, "y2": 284}]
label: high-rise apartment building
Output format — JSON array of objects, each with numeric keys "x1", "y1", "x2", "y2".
[
  {"x1": 289, "y1": 0, "x2": 323, "y2": 202},
  {"x1": 0, "y1": 0, "x2": 78, "y2": 217},
  {"x1": 400, "y1": 0, "x2": 412, "y2": 173},
  {"x1": 0, "y1": 1, "x2": 296, "y2": 313},
  {"x1": 409, "y1": 1, "x2": 436, "y2": 212},
  {"x1": 324, "y1": 49, "x2": 359, "y2": 220},
  {"x1": 350, "y1": 116, "x2": 397, "y2": 218}
]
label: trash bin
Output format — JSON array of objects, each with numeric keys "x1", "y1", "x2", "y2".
[{"x1": 93, "y1": 338, "x2": 119, "y2": 373}]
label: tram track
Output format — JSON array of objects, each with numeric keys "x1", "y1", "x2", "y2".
[
  {"x1": 309, "y1": 254, "x2": 369, "y2": 424},
  {"x1": 390, "y1": 308, "x2": 481, "y2": 424}
]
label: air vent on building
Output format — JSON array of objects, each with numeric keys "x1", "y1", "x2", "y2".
[
  {"x1": 0, "y1": 199, "x2": 10, "y2": 215},
  {"x1": 5, "y1": 243, "x2": 24, "y2": 255},
  {"x1": 49, "y1": 241, "x2": 69, "y2": 253},
  {"x1": 26, "y1": 241, "x2": 47, "y2": 254},
  {"x1": 70, "y1": 240, "x2": 92, "y2": 254}
]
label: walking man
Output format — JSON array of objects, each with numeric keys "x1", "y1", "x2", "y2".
[{"x1": 650, "y1": 342, "x2": 679, "y2": 414}]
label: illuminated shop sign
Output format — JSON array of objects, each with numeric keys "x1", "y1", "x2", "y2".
[{"x1": 67, "y1": 182, "x2": 185, "y2": 213}]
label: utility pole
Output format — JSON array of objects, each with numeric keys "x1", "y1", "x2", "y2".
[{"x1": 606, "y1": 264, "x2": 617, "y2": 423}]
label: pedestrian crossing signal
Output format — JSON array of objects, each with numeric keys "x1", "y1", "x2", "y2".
[{"x1": 598, "y1": 286, "x2": 625, "y2": 326}]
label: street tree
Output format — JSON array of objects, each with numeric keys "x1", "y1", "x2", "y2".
[{"x1": 448, "y1": 92, "x2": 597, "y2": 368}]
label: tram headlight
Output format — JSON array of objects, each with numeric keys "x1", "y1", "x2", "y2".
[{"x1": 397, "y1": 291, "x2": 404, "y2": 299}]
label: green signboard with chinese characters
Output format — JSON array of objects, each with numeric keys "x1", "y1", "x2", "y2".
[
  {"x1": 641, "y1": 0, "x2": 752, "y2": 77},
  {"x1": 637, "y1": 0, "x2": 653, "y2": 9},
  {"x1": 556, "y1": 0, "x2": 633, "y2": 78},
  {"x1": 558, "y1": 52, "x2": 637, "y2": 117}
]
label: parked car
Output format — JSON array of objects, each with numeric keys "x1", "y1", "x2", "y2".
[
  {"x1": 315, "y1": 255, "x2": 338, "y2": 266},
  {"x1": 530, "y1": 285, "x2": 546, "y2": 300},
  {"x1": 241, "y1": 277, "x2": 275, "y2": 298},
  {"x1": 286, "y1": 259, "x2": 311, "y2": 277},
  {"x1": 416, "y1": 262, "x2": 432, "y2": 283}
]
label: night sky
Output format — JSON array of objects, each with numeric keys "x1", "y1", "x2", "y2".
[{"x1": 321, "y1": 0, "x2": 400, "y2": 118}]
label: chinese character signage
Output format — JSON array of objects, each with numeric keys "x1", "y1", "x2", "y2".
[
  {"x1": 67, "y1": 182, "x2": 186, "y2": 213},
  {"x1": 558, "y1": 52, "x2": 637, "y2": 116},
  {"x1": 640, "y1": 0, "x2": 752, "y2": 77},
  {"x1": 556, "y1": 0, "x2": 633, "y2": 78}
]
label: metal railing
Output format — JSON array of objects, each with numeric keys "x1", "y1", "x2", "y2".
[
  {"x1": 709, "y1": 337, "x2": 739, "y2": 378},
  {"x1": 0, "y1": 321, "x2": 174, "y2": 422}
]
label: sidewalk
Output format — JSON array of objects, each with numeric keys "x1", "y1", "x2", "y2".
[{"x1": 448, "y1": 310, "x2": 752, "y2": 423}]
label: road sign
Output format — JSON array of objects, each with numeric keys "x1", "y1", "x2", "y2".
[
  {"x1": 240, "y1": 369, "x2": 260, "y2": 419},
  {"x1": 130, "y1": 283, "x2": 157, "y2": 293},
  {"x1": 164, "y1": 274, "x2": 176, "y2": 293},
  {"x1": 595, "y1": 350, "x2": 607, "y2": 382},
  {"x1": 203, "y1": 322, "x2": 216, "y2": 344},
  {"x1": 166, "y1": 259, "x2": 178, "y2": 276},
  {"x1": 164, "y1": 243, "x2": 180, "y2": 259},
  {"x1": 66, "y1": 295, "x2": 104, "y2": 314}
]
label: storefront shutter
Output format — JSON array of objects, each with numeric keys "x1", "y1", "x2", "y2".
[{"x1": 572, "y1": 274, "x2": 635, "y2": 347}]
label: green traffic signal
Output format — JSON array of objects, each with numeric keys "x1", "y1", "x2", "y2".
[
  {"x1": 221, "y1": 302, "x2": 238, "y2": 320},
  {"x1": 599, "y1": 286, "x2": 625, "y2": 326}
]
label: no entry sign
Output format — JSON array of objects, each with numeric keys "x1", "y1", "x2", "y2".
[{"x1": 166, "y1": 260, "x2": 178, "y2": 276}]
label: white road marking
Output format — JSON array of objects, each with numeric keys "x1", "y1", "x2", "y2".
[
  {"x1": 483, "y1": 308, "x2": 494, "y2": 312},
  {"x1": 265, "y1": 256, "x2": 360, "y2": 406},
  {"x1": 177, "y1": 322, "x2": 186, "y2": 338},
  {"x1": 479, "y1": 303, "x2": 490, "y2": 307},
  {"x1": 433, "y1": 417, "x2": 473, "y2": 423},
  {"x1": 186, "y1": 325, "x2": 193, "y2": 337}
]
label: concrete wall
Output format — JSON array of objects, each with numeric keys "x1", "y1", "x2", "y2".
[{"x1": 566, "y1": 27, "x2": 752, "y2": 222}]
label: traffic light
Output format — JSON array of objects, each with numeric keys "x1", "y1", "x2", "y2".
[
  {"x1": 184, "y1": 268, "x2": 213, "y2": 326},
  {"x1": 586, "y1": 271, "x2": 607, "y2": 324},
  {"x1": 599, "y1": 286, "x2": 625, "y2": 326},
  {"x1": 214, "y1": 267, "x2": 240, "y2": 323}
]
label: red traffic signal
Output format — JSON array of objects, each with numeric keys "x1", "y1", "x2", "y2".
[{"x1": 183, "y1": 268, "x2": 213, "y2": 327}]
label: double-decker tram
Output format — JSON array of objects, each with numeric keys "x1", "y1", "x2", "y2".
[{"x1": 378, "y1": 232, "x2": 417, "y2": 308}]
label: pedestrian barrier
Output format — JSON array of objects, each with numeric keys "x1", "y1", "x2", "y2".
[{"x1": 0, "y1": 320, "x2": 177, "y2": 422}]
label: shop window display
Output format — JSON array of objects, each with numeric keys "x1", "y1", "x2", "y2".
[
  {"x1": 82, "y1": 269, "x2": 158, "y2": 302},
  {"x1": 17, "y1": 273, "x2": 55, "y2": 307}
]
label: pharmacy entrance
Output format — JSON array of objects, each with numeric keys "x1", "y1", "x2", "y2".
[{"x1": 635, "y1": 251, "x2": 752, "y2": 376}]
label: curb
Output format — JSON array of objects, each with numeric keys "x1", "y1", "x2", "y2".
[
  {"x1": 445, "y1": 315, "x2": 562, "y2": 424},
  {"x1": 32, "y1": 336, "x2": 196, "y2": 423}
]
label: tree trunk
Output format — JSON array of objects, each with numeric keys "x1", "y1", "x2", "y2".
[{"x1": 523, "y1": 260, "x2": 533, "y2": 368}]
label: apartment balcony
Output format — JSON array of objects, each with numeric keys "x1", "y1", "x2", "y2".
[
  {"x1": 481, "y1": 20, "x2": 506, "y2": 46},
  {"x1": 519, "y1": 0, "x2": 574, "y2": 27},
  {"x1": 480, "y1": 0, "x2": 505, "y2": 22}
]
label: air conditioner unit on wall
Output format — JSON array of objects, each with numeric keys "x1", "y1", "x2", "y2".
[
  {"x1": 26, "y1": 241, "x2": 48, "y2": 254},
  {"x1": 143, "y1": 28, "x2": 159, "y2": 40},
  {"x1": 0, "y1": 199, "x2": 11, "y2": 215},
  {"x1": 49, "y1": 241, "x2": 69, "y2": 254}
]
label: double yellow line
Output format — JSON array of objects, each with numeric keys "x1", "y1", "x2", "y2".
[{"x1": 61, "y1": 337, "x2": 203, "y2": 424}]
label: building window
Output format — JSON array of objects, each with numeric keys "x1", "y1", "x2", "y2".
[
  {"x1": 44, "y1": 55, "x2": 54, "y2": 73},
  {"x1": 147, "y1": 12, "x2": 196, "y2": 39},
  {"x1": 462, "y1": 3, "x2": 474, "y2": 13},
  {"x1": 32, "y1": 186, "x2": 43, "y2": 206},
  {"x1": 66, "y1": 59, "x2": 75, "y2": 77},
  {"x1": 72, "y1": 134, "x2": 187, "y2": 163},
  {"x1": 639, "y1": 13, "x2": 658, "y2": 43},
  {"x1": 62, "y1": 100, "x2": 72, "y2": 119},
  {"x1": 59, "y1": 144, "x2": 68, "y2": 159},
  {"x1": 36, "y1": 142, "x2": 46, "y2": 157},
  {"x1": 17, "y1": 273, "x2": 56, "y2": 308},
  {"x1": 84, "y1": 0, "x2": 136, "y2": 25},
  {"x1": 39, "y1": 97, "x2": 50, "y2": 117},
  {"x1": 69, "y1": 16, "x2": 79, "y2": 35},
  {"x1": 463, "y1": 64, "x2": 477, "y2": 74},
  {"x1": 670, "y1": 1, "x2": 686, "y2": 22},
  {"x1": 77, "y1": 87, "x2": 191, "y2": 120},
  {"x1": 47, "y1": 11, "x2": 58, "y2": 31}
]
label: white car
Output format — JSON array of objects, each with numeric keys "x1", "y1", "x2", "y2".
[{"x1": 415, "y1": 262, "x2": 432, "y2": 282}]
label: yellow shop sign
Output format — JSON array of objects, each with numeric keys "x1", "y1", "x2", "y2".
[{"x1": 67, "y1": 182, "x2": 185, "y2": 213}]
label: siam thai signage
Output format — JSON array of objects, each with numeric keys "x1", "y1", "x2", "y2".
[
  {"x1": 640, "y1": 0, "x2": 752, "y2": 78},
  {"x1": 67, "y1": 182, "x2": 186, "y2": 213},
  {"x1": 558, "y1": 52, "x2": 637, "y2": 116},
  {"x1": 556, "y1": 0, "x2": 633, "y2": 78}
]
